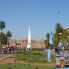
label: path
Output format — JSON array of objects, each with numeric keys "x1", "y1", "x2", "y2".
[{"x1": 0, "y1": 54, "x2": 13, "y2": 61}]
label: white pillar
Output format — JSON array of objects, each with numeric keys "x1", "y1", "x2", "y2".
[{"x1": 26, "y1": 26, "x2": 32, "y2": 51}]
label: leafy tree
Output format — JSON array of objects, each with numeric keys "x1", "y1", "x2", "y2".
[
  {"x1": 62, "y1": 29, "x2": 69, "y2": 49},
  {"x1": 53, "y1": 32, "x2": 59, "y2": 47},
  {"x1": 54, "y1": 23, "x2": 64, "y2": 47},
  {"x1": 54, "y1": 23, "x2": 69, "y2": 50},
  {"x1": 55, "y1": 23, "x2": 63, "y2": 33},
  {"x1": 0, "y1": 33, "x2": 7, "y2": 45},
  {"x1": 62, "y1": 29, "x2": 68, "y2": 41}
]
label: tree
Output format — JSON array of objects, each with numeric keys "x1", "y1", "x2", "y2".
[
  {"x1": 54, "y1": 23, "x2": 64, "y2": 48},
  {"x1": 55, "y1": 23, "x2": 63, "y2": 33},
  {"x1": 0, "y1": 33, "x2": 7, "y2": 45},
  {"x1": 0, "y1": 21, "x2": 6, "y2": 33},
  {"x1": 6, "y1": 31, "x2": 12, "y2": 39},
  {"x1": 6, "y1": 31, "x2": 12, "y2": 46},
  {"x1": 44, "y1": 33, "x2": 50, "y2": 49},
  {"x1": 46, "y1": 33, "x2": 50, "y2": 44},
  {"x1": 0, "y1": 21, "x2": 6, "y2": 46},
  {"x1": 62, "y1": 29, "x2": 69, "y2": 49},
  {"x1": 53, "y1": 32, "x2": 59, "y2": 47}
]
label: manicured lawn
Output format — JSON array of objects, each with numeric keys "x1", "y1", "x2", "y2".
[
  {"x1": 15, "y1": 50, "x2": 56, "y2": 63},
  {"x1": 0, "y1": 64, "x2": 55, "y2": 69},
  {"x1": 0, "y1": 50, "x2": 56, "y2": 69}
]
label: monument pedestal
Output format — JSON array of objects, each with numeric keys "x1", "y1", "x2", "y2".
[{"x1": 26, "y1": 44, "x2": 32, "y2": 51}]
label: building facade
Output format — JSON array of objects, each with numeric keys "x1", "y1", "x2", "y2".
[{"x1": 7, "y1": 39, "x2": 45, "y2": 49}]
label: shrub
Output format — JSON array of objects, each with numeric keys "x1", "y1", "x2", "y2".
[
  {"x1": 38, "y1": 58, "x2": 47, "y2": 63},
  {"x1": 32, "y1": 51, "x2": 41, "y2": 55},
  {"x1": 35, "y1": 67, "x2": 39, "y2": 69}
]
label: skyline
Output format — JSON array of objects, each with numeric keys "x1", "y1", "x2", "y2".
[{"x1": 0, "y1": 0, "x2": 69, "y2": 40}]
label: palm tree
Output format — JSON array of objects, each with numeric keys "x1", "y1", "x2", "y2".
[
  {"x1": 6, "y1": 31, "x2": 12, "y2": 46},
  {"x1": 6, "y1": 31, "x2": 12, "y2": 38},
  {"x1": 46, "y1": 33, "x2": 50, "y2": 41},
  {"x1": 46, "y1": 33, "x2": 50, "y2": 48},
  {"x1": 0, "y1": 21, "x2": 6, "y2": 33},
  {"x1": 44, "y1": 33, "x2": 50, "y2": 49}
]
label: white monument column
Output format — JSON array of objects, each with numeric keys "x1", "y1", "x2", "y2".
[{"x1": 26, "y1": 26, "x2": 32, "y2": 51}]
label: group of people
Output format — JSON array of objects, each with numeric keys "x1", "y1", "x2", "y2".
[{"x1": 2, "y1": 47, "x2": 17, "y2": 54}]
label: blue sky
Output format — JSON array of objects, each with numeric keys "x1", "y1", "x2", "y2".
[{"x1": 0, "y1": 0, "x2": 69, "y2": 40}]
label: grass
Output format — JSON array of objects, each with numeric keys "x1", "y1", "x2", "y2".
[
  {"x1": 0, "y1": 63, "x2": 55, "y2": 69},
  {"x1": 0, "y1": 50, "x2": 56, "y2": 69},
  {"x1": 15, "y1": 50, "x2": 56, "y2": 63}
]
